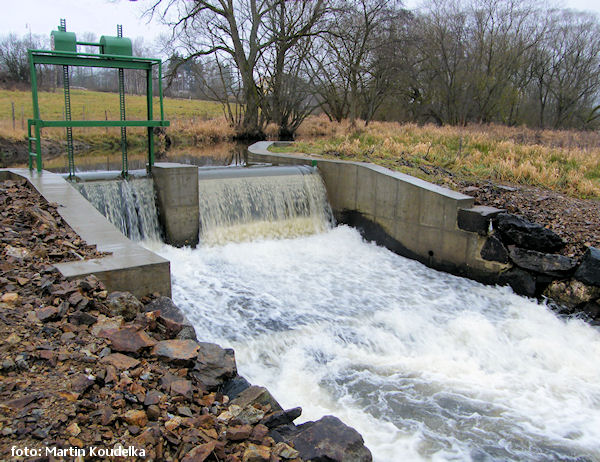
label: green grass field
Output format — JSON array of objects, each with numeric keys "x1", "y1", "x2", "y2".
[{"x1": 0, "y1": 88, "x2": 223, "y2": 124}]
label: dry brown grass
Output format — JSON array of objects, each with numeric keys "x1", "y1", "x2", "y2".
[{"x1": 282, "y1": 116, "x2": 600, "y2": 199}]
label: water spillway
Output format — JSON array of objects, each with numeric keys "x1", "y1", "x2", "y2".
[
  {"x1": 196, "y1": 165, "x2": 333, "y2": 245},
  {"x1": 74, "y1": 178, "x2": 161, "y2": 242}
]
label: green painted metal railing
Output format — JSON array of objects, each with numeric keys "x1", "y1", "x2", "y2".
[{"x1": 28, "y1": 20, "x2": 169, "y2": 179}]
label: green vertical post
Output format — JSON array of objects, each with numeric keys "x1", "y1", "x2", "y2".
[
  {"x1": 28, "y1": 50, "x2": 42, "y2": 173},
  {"x1": 146, "y1": 67, "x2": 154, "y2": 172},
  {"x1": 117, "y1": 25, "x2": 128, "y2": 178},
  {"x1": 158, "y1": 61, "x2": 164, "y2": 121}
]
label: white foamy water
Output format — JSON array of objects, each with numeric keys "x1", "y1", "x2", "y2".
[
  {"x1": 197, "y1": 170, "x2": 332, "y2": 245},
  {"x1": 148, "y1": 227, "x2": 600, "y2": 462},
  {"x1": 75, "y1": 178, "x2": 161, "y2": 241}
]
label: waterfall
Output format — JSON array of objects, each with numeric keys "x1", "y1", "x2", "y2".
[
  {"x1": 74, "y1": 178, "x2": 161, "y2": 241},
  {"x1": 197, "y1": 166, "x2": 333, "y2": 245}
]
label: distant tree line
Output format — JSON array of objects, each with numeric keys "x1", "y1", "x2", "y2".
[
  {"x1": 2, "y1": 0, "x2": 600, "y2": 139},
  {"x1": 0, "y1": 33, "x2": 159, "y2": 95}
]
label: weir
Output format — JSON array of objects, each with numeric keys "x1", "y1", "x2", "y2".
[
  {"x1": 196, "y1": 166, "x2": 333, "y2": 244},
  {"x1": 5, "y1": 152, "x2": 600, "y2": 462},
  {"x1": 74, "y1": 178, "x2": 161, "y2": 242}
]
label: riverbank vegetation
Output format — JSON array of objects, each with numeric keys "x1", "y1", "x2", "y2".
[{"x1": 276, "y1": 117, "x2": 600, "y2": 199}]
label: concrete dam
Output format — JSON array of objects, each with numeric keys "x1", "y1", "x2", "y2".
[{"x1": 3, "y1": 151, "x2": 600, "y2": 461}]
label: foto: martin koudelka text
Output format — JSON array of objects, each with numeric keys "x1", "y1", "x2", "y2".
[{"x1": 12, "y1": 445, "x2": 146, "y2": 458}]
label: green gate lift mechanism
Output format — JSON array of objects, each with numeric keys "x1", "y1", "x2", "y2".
[{"x1": 28, "y1": 19, "x2": 169, "y2": 179}]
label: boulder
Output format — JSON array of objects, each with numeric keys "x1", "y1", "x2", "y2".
[
  {"x1": 100, "y1": 353, "x2": 140, "y2": 370},
  {"x1": 191, "y1": 342, "x2": 237, "y2": 390},
  {"x1": 286, "y1": 415, "x2": 372, "y2": 462},
  {"x1": 221, "y1": 375, "x2": 251, "y2": 400},
  {"x1": 574, "y1": 247, "x2": 600, "y2": 286},
  {"x1": 106, "y1": 291, "x2": 143, "y2": 321},
  {"x1": 143, "y1": 296, "x2": 197, "y2": 340},
  {"x1": 458, "y1": 206, "x2": 502, "y2": 236},
  {"x1": 581, "y1": 301, "x2": 600, "y2": 320},
  {"x1": 152, "y1": 339, "x2": 200, "y2": 364},
  {"x1": 494, "y1": 213, "x2": 564, "y2": 252},
  {"x1": 230, "y1": 386, "x2": 283, "y2": 413},
  {"x1": 498, "y1": 267, "x2": 537, "y2": 297},
  {"x1": 507, "y1": 246, "x2": 577, "y2": 277},
  {"x1": 182, "y1": 442, "x2": 217, "y2": 462},
  {"x1": 102, "y1": 326, "x2": 157, "y2": 353},
  {"x1": 544, "y1": 279, "x2": 600, "y2": 309},
  {"x1": 480, "y1": 235, "x2": 509, "y2": 263},
  {"x1": 261, "y1": 407, "x2": 302, "y2": 429}
]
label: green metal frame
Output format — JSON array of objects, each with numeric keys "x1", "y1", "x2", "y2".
[{"x1": 28, "y1": 39, "x2": 169, "y2": 178}]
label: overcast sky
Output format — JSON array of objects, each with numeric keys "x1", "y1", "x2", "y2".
[{"x1": 2, "y1": 0, "x2": 599, "y2": 46}]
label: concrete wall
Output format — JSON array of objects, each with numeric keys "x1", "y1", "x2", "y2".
[
  {"x1": 248, "y1": 142, "x2": 508, "y2": 280},
  {"x1": 0, "y1": 169, "x2": 171, "y2": 297},
  {"x1": 153, "y1": 163, "x2": 199, "y2": 247}
]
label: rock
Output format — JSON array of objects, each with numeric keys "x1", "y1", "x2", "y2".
[
  {"x1": 170, "y1": 378, "x2": 194, "y2": 400},
  {"x1": 581, "y1": 301, "x2": 600, "y2": 320},
  {"x1": 0, "y1": 393, "x2": 42, "y2": 410},
  {"x1": 144, "y1": 390, "x2": 164, "y2": 406},
  {"x1": 123, "y1": 409, "x2": 148, "y2": 427},
  {"x1": 143, "y1": 296, "x2": 197, "y2": 340},
  {"x1": 287, "y1": 415, "x2": 372, "y2": 462},
  {"x1": 507, "y1": 246, "x2": 577, "y2": 277},
  {"x1": 191, "y1": 343, "x2": 237, "y2": 390},
  {"x1": 178, "y1": 406, "x2": 193, "y2": 417},
  {"x1": 273, "y1": 442, "x2": 300, "y2": 459},
  {"x1": 1, "y1": 292, "x2": 19, "y2": 304},
  {"x1": 106, "y1": 291, "x2": 144, "y2": 321},
  {"x1": 152, "y1": 339, "x2": 200, "y2": 364},
  {"x1": 458, "y1": 206, "x2": 502, "y2": 236},
  {"x1": 91, "y1": 315, "x2": 123, "y2": 336},
  {"x1": 105, "y1": 365, "x2": 118, "y2": 383},
  {"x1": 103, "y1": 326, "x2": 156, "y2": 353},
  {"x1": 69, "y1": 310, "x2": 97, "y2": 326},
  {"x1": 165, "y1": 416, "x2": 183, "y2": 432},
  {"x1": 230, "y1": 386, "x2": 282, "y2": 413},
  {"x1": 181, "y1": 442, "x2": 217, "y2": 462},
  {"x1": 237, "y1": 406, "x2": 266, "y2": 425},
  {"x1": 250, "y1": 424, "x2": 269, "y2": 443},
  {"x1": 544, "y1": 279, "x2": 600, "y2": 309},
  {"x1": 100, "y1": 353, "x2": 140, "y2": 370},
  {"x1": 261, "y1": 407, "x2": 302, "y2": 429},
  {"x1": 36, "y1": 305, "x2": 61, "y2": 322},
  {"x1": 498, "y1": 267, "x2": 537, "y2": 297},
  {"x1": 147, "y1": 405, "x2": 161, "y2": 421},
  {"x1": 66, "y1": 422, "x2": 81, "y2": 436},
  {"x1": 70, "y1": 374, "x2": 95, "y2": 393},
  {"x1": 494, "y1": 213, "x2": 564, "y2": 252},
  {"x1": 574, "y1": 247, "x2": 600, "y2": 286},
  {"x1": 242, "y1": 444, "x2": 271, "y2": 462},
  {"x1": 221, "y1": 375, "x2": 251, "y2": 400},
  {"x1": 227, "y1": 424, "x2": 253, "y2": 441},
  {"x1": 480, "y1": 235, "x2": 509, "y2": 263}
]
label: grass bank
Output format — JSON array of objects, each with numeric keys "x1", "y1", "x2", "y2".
[{"x1": 274, "y1": 116, "x2": 600, "y2": 199}]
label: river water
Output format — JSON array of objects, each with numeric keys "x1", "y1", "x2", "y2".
[{"x1": 148, "y1": 226, "x2": 600, "y2": 462}]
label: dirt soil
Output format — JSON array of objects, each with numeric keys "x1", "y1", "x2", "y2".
[{"x1": 457, "y1": 180, "x2": 600, "y2": 259}]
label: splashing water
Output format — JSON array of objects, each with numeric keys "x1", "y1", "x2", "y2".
[
  {"x1": 146, "y1": 226, "x2": 600, "y2": 462},
  {"x1": 197, "y1": 167, "x2": 333, "y2": 245},
  {"x1": 74, "y1": 178, "x2": 161, "y2": 241}
]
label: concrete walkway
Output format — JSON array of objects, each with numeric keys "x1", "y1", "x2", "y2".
[{"x1": 0, "y1": 168, "x2": 171, "y2": 297}]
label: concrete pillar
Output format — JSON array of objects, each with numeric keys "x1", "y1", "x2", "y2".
[{"x1": 153, "y1": 163, "x2": 199, "y2": 247}]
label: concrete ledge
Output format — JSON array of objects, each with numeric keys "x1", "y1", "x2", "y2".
[
  {"x1": 248, "y1": 142, "x2": 509, "y2": 279},
  {"x1": 153, "y1": 163, "x2": 199, "y2": 247},
  {"x1": 0, "y1": 168, "x2": 171, "y2": 298}
]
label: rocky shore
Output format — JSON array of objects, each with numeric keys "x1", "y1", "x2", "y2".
[
  {"x1": 0, "y1": 178, "x2": 372, "y2": 461},
  {"x1": 457, "y1": 182, "x2": 600, "y2": 322}
]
